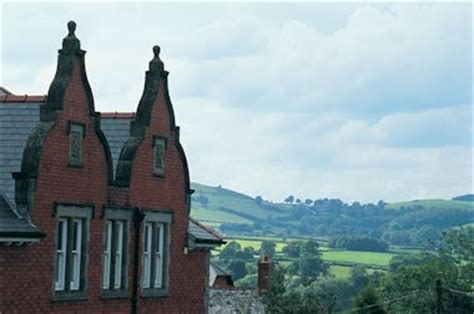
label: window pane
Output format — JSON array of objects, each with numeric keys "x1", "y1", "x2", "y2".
[
  {"x1": 154, "y1": 224, "x2": 164, "y2": 288},
  {"x1": 102, "y1": 221, "x2": 112, "y2": 289},
  {"x1": 57, "y1": 220, "x2": 63, "y2": 250},
  {"x1": 55, "y1": 218, "x2": 68, "y2": 291},
  {"x1": 114, "y1": 221, "x2": 124, "y2": 289},
  {"x1": 70, "y1": 219, "x2": 82, "y2": 291},
  {"x1": 142, "y1": 223, "x2": 153, "y2": 288}
]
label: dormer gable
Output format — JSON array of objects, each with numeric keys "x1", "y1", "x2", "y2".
[
  {"x1": 115, "y1": 46, "x2": 191, "y2": 210},
  {"x1": 14, "y1": 21, "x2": 113, "y2": 216}
]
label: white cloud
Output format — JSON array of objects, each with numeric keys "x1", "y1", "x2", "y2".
[{"x1": 2, "y1": 3, "x2": 472, "y2": 202}]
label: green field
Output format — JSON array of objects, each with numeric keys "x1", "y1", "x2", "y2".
[
  {"x1": 190, "y1": 205, "x2": 252, "y2": 225},
  {"x1": 190, "y1": 182, "x2": 294, "y2": 223},
  {"x1": 387, "y1": 199, "x2": 473, "y2": 211},
  {"x1": 329, "y1": 265, "x2": 352, "y2": 279},
  {"x1": 322, "y1": 250, "x2": 394, "y2": 266},
  {"x1": 216, "y1": 236, "x2": 394, "y2": 271}
]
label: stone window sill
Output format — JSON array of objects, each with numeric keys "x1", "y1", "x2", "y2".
[
  {"x1": 101, "y1": 289, "x2": 129, "y2": 300},
  {"x1": 52, "y1": 291, "x2": 87, "y2": 302},
  {"x1": 141, "y1": 288, "x2": 169, "y2": 298}
]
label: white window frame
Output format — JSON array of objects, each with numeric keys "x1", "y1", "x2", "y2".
[
  {"x1": 141, "y1": 212, "x2": 171, "y2": 295},
  {"x1": 55, "y1": 218, "x2": 68, "y2": 291},
  {"x1": 114, "y1": 221, "x2": 124, "y2": 289},
  {"x1": 101, "y1": 208, "x2": 132, "y2": 295},
  {"x1": 53, "y1": 205, "x2": 92, "y2": 298},
  {"x1": 70, "y1": 219, "x2": 83, "y2": 291},
  {"x1": 154, "y1": 223, "x2": 164, "y2": 288},
  {"x1": 142, "y1": 222, "x2": 153, "y2": 289},
  {"x1": 102, "y1": 221, "x2": 112, "y2": 289}
]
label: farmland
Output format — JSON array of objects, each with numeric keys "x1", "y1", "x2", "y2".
[{"x1": 216, "y1": 235, "x2": 396, "y2": 279}]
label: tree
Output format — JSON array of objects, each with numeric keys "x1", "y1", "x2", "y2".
[
  {"x1": 227, "y1": 259, "x2": 247, "y2": 281},
  {"x1": 381, "y1": 260, "x2": 473, "y2": 313},
  {"x1": 299, "y1": 256, "x2": 329, "y2": 285},
  {"x1": 350, "y1": 265, "x2": 369, "y2": 291},
  {"x1": 260, "y1": 240, "x2": 276, "y2": 257},
  {"x1": 234, "y1": 274, "x2": 257, "y2": 288},
  {"x1": 353, "y1": 285, "x2": 385, "y2": 314},
  {"x1": 284, "y1": 195, "x2": 294, "y2": 204},
  {"x1": 380, "y1": 227, "x2": 474, "y2": 313},
  {"x1": 255, "y1": 195, "x2": 263, "y2": 205},
  {"x1": 296, "y1": 198, "x2": 302, "y2": 205},
  {"x1": 262, "y1": 267, "x2": 287, "y2": 313},
  {"x1": 304, "y1": 199, "x2": 313, "y2": 206},
  {"x1": 388, "y1": 252, "x2": 438, "y2": 272},
  {"x1": 238, "y1": 247, "x2": 256, "y2": 261},
  {"x1": 301, "y1": 240, "x2": 320, "y2": 256},
  {"x1": 282, "y1": 242, "x2": 302, "y2": 258},
  {"x1": 441, "y1": 226, "x2": 474, "y2": 286},
  {"x1": 219, "y1": 241, "x2": 241, "y2": 261}
]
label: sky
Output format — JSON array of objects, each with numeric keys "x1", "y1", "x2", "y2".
[{"x1": 1, "y1": 2, "x2": 472, "y2": 203}]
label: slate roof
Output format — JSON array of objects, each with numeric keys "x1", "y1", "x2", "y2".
[
  {"x1": 0, "y1": 102, "x2": 42, "y2": 202},
  {"x1": 0, "y1": 92, "x2": 224, "y2": 245},
  {"x1": 188, "y1": 217, "x2": 225, "y2": 245},
  {"x1": 0, "y1": 192, "x2": 45, "y2": 238},
  {"x1": 100, "y1": 115, "x2": 133, "y2": 176},
  {"x1": 210, "y1": 261, "x2": 232, "y2": 277}
]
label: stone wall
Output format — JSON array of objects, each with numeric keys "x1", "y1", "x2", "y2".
[{"x1": 208, "y1": 288, "x2": 265, "y2": 314}]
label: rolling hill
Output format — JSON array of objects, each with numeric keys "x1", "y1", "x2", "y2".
[
  {"x1": 191, "y1": 182, "x2": 473, "y2": 228},
  {"x1": 190, "y1": 182, "x2": 474, "y2": 245},
  {"x1": 190, "y1": 182, "x2": 290, "y2": 227}
]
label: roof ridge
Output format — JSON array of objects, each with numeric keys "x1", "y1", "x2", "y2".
[
  {"x1": 0, "y1": 95, "x2": 47, "y2": 102},
  {"x1": 101, "y1": 112, "x2": 136, "y2": 119}
]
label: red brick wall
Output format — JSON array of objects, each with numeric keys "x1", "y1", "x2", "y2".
[
  {"x1": 0, "y1": 56, "x2": 209, "y2": 313},
  {"x1": 126, "y1": 77, "x2": 206, "y2": 313}
]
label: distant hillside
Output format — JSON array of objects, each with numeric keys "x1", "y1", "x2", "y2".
[
  {"x1": 190, "y1": 182, "x2": 290, "y2": 227},
  {"x1": 452, "y1": 194, "x2": 474, "y2": 202},
  {"x1": 190, "y1": 182, "x2": 474, "y2": 246},
  {"x1": 387, "y1": 199, "x2": 474, "y2": 211}
]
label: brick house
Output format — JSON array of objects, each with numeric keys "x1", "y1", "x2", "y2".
[{"x1": 0, "y1": 21, "x2": 224, "y2": 313}]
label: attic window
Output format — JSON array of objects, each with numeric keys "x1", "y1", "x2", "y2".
[
  {"x1": 69, "y1": 122, "x2": 85, "y2": 167},
  {"x1": 153, "y1": 137, "x2": 166, "y2": 176}
]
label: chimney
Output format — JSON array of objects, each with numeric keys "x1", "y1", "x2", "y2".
[{"x1": 257, "y1": 255, "x2": 273, "y2": 294}]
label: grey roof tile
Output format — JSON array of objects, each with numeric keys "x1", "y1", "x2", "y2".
[{"x1": 188, "y1": 217, "x2": 224, "y2": 243}]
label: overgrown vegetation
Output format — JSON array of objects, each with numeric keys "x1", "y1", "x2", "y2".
[{"x1": 260, "y1": 227, "x2": 474, "y2": 313}]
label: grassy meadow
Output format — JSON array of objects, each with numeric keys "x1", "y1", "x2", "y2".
[{"x1": 215, "y1": 235, "x2": 394, "y2": 279}]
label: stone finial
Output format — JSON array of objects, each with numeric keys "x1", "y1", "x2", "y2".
[
  {"x1": 67, "y1": 21, "x2": 76, "y2": 37},
  {"x1": 149, "y1": 45, "x2": 164, "y2": 72},
  {"x1": 62, "y1": 20, "x2": 80, "y2": 53},
  {"x1": 153, "y1": 45, "x2": 161, "y2": 57}
]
